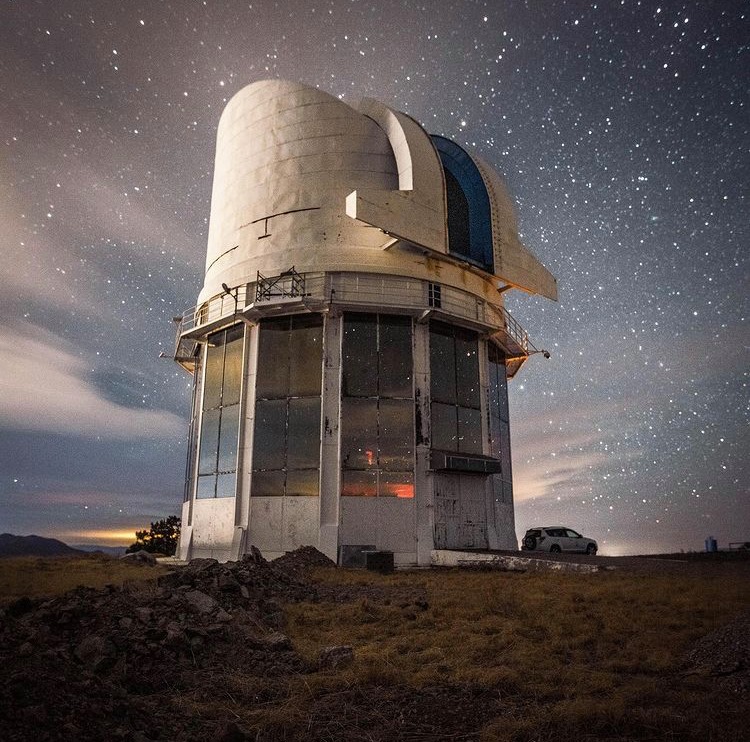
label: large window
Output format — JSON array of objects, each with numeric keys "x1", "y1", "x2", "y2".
[
  {"x1": 196, "y1": 325, "x2": 244, "y2": 499},
  {"x1": 430, "y1": 322, "x2": 482, "y2": 454},
  {"x1": 341, "y1": 314, "x2": 414, "y2": 498},
  {"x1": 488, "y1": 342, "x2": 512, "y2": 482},
  {"x1": 252, "y1": 314, "x2": 323, "y2": 496}
]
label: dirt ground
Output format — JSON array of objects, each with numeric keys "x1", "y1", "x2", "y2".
[{"x1": 1, "y1": 548, "x2": 748, "y2": 741}]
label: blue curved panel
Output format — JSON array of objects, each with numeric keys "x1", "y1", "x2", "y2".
[{"x1": 431, "y1": 136, "x2": 493, "y2": 273}]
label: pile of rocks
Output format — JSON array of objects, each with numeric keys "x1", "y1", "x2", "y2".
[
  {"x1": 0, "y1": 547, "x2": 337, "y2": 741},
  {"x1": 682, "y1": 610, "x2": 750, "y2": 695}
]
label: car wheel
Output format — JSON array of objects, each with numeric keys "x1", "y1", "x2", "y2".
[
  {"x1": 523, "y1": 535, "x2": 537, "y2": 550},
  {"x1": 586, "y1": 544, "x2": 597, "y2": 556},
  {"x1": 550, "y1": 544, "x2": 561, "y2": 554}
]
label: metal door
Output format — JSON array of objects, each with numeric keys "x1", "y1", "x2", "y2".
[{"x1": 434, "y1": 473, "x2": 488, "y2": 549}]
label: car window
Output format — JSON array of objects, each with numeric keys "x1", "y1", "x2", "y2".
[{"x1": 565, "y1": 529, "x2": 580, "y2": 538}]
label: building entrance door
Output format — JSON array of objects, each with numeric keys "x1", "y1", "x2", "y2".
[{"x1": 433, "y1": 473, "x2": 488, "y2": 550}]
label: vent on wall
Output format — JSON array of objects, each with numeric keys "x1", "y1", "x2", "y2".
[{"x1": 430, "y1": 451, "x2": 503, "y2": 474}]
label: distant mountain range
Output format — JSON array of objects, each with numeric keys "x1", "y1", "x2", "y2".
[
  {"x1": 0, "y1": 533, "x2": 125, "y2": 558},
  {"x1": 70, "y1": 543, "x2": 128, "y2": 557}
]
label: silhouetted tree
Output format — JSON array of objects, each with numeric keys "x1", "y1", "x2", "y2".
[{"x1": 127, "y1": 515, "x2": 181, "y2": 556}]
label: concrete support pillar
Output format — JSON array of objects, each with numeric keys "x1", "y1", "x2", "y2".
[
  {"x1": 413, "y1": 320, "x2": 434, "y2": 565},
  {"x1": 235, "y1": 322, "x2": 259, "y2": 557},
  {"x1": 319, "y1": 311, "x2": 342, "y2": 562}
]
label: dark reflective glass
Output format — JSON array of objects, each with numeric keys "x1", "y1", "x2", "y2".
[
  {"x1": 431, "y1": 402, "x2": 457, "y2": 451},
  {"x1": 455, "y1": 332, "x2": 480, "y2": 408},
  {"x1": 256, "y1": 319, "x2": 290, "y2": 398},
  {"x1": 203, "y1": 340, "x2": 224, "y2": 410},
  {"x1": 222, "y1": 333, "x2": 244, "y2": 406},
  {"x1": 429, "y1": 325, "x2": 456, "y2": 404},
  {"x1": 215, "y1": 472, "x2": 236, "y2": 498},
  {"x1": 340, "y1": 398, "x2": 377, "y2": 469},
  {"x1": 253, "y1": 399, "x2": 286, "y2": 469},
  {"x1": 379, "y1": 471, "x2": 414, "y2": 498},
  {"x1": 290, "y1": 315, "x2": 323, "y2": 396},
  {"x1": 457, "y1": 406, "x2": 483, "y2": 453},
  {"x1": 196, "y1": 474, "x2": 215, "y2": 499},
  {"x1": 252, "y1": 470, "x2": 285, "y2": 496},
  {"x1": 287, "y1": 397, "x2": 321, "y2": 469},
  {"x1": 342, "y1": 314, "x2": 378, "y2": 396},
  {"x1": 286, "y1": 469, "x2": 320, "y2": 497},
  {"x1": 488, "y1": 344, "x2": 509, "y2": 422},
  {"x1": 198, "y1": 408, "x2": 220, "y2": 474},
  {"x1": 378, "y1": 399, "x2": 413, "y2": 470},
  {"x1": 341, "y1": 469, "x2": 377, "y2": 497},
  {"x1": 217, "y1": 404, "x2": 240, "y2": 472},
  {"x1": 379, "y1": 316, "x2": 412, "y2": 398},
  {"x1": 500, "y1": 424, "x2": 512, "y2": 477}
]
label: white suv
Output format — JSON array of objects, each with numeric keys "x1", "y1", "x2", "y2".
[{"x1": 521, "y1": 527, "x2": 598, "y2": 555}]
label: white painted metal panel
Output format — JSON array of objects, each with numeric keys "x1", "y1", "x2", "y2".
[
  {"x1": 340, "y1": 497, "x2": 375, "y2": 545},
  {"x1": 377, "y1": 497, "x2": 417, "y2": 554},
  {"x1": 282, "y1": 496, "x2": 320, "y2": 552},
  {"x1": 191, "y1": 497, "x2": 236, "y2": 559},
  {"x1": 247, "y1": 496, "x2": 283, "y2": 555}
]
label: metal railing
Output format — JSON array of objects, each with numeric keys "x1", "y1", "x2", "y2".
[{"x1": 173, "y1": 271, "x2": 534, "y2": 375}]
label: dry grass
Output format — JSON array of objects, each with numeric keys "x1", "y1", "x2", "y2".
[
  {"x1": 0, "y1": 554, "x2": 167, "y2": 604},
  {"x1": 2, "y1": 556, "x2": 747, "y2": 740},
  {"x1": 275, "y1": 567, "x2": 749, "y2": 741}
]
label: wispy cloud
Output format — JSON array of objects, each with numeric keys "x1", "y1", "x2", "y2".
[
  {"x1": 510, "y1": 398, "x2": 640, "y2": 503},
  {"x1": 0, "y1": 322, "x2": 184, "y2": 439}
]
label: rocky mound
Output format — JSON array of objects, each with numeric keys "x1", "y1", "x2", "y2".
[
  {"x1": 682, "y1": 610, "x2": 750, "y2": 695},
  {"x1": 0, "y1": 547, "x2": 338, "y2": 741}
]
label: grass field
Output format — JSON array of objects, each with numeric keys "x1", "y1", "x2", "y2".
[
  {"x1": 275, "y1": 566, "x2": 749, "y2": 740},
  {"x1": 1, "y1": 555, "x2": 747, "y2": 740},
  {"x1": 0, "y1": 553, "x2": 167, "y2": 603}
]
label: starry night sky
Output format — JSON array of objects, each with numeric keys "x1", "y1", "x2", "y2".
[{"x1": 1, "y1": 1, "x2": 747, "y2": 554}]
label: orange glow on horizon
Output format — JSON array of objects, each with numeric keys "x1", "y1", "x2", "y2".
[{"x1": 55, "y1": 528, "x2": 139, "y2": 546}]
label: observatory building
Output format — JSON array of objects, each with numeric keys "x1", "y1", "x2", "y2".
[{"x1": 173, "y1": 79, "x2": 556, "y2": 566}]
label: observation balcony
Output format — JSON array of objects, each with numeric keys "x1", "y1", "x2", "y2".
[{"x1": 173, "y1": 269, "x2": 539, "y2": 377}]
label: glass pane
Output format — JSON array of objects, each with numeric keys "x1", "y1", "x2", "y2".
[
  {"x1": 203, "y1": 340, "x2": 224, "y2": 410},
  {"x1": 287, "y1": 397, "x2": 321, "y2": 469},
  {"x1": 495, "y1": 363, "x2": 509, "y2": 422},
  {"x1": 380, "y1": 471, "x2": 414, "y2": 499},
  {"x1": 457, "y1": 406, "x2": 483, "y2": 454},
  {"x1": 215, "y1": 472, "x2": 236, "y2": 498},
  {"x1": 253, "y1": 399, "x2": 286, "y2": 469},
  {"x1": 341, "y1": 469, "x2": 377, "y2": 497},
  {"x1": 286, "y1": 469, "x2": 320, "y2": 496},
  {"x1": 221, "y1": 329, "x2": 244, "y2": 406},
  {"x1": 431, "y1": 402, "x2": 457, "y2": 451},
  {"x1": 342, "y1": 314, "x2": 377, "y2": 397},
  {"x1": 217, "y1": 403, "x2": 240, "y2": 472},
  {"x1": 379, "y1": 316, "x2": 412, "y2": 398},
  {"x1": 251, "y1": 470, "x2": 285, "y2": 497},
  {"x1": 500, "y1": 423, "x2": 512, "y2": 478},
  {"x1": 430, "y1": 325, "x2": 456, "y2": 404},
  {"x1": 256, "y1": 318, "x2": 289, "y2": 398},
  {"x1": 290, "y1": 315, "x2": 323, "y2": 396},
  {"x1": 488, "y1": 345, "x2": 509, "y2": 423},
  {"x1": 455, "y1": 331, "x2": 480, "y2": 408},
  {"x1": 198, "y1": 408, "x2": 220, "y2": 474},
  {"x1": 196, "y1": 474, "x2": 215, "y2": 499},
  {"x1": 378, "y1": 399, "x2": 413, "y2": 470},
  {"x1": 340, "y1": 398, "x2": 378, "y2": 469}
]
